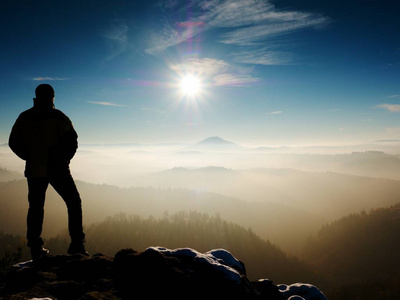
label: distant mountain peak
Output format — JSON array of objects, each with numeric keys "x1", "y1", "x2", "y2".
[
  {"x1": 185, "y1": 137, "x2": 243, "y2": 153},
  {"x1": 197, "y1": 136, "x2": 235, "y2": 145}
]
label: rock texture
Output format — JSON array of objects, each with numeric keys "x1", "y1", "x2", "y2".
[{"x1": 0, "y1": 247, "x2": 325, "y2": 300}]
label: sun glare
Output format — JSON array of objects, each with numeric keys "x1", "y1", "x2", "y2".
[{"x1": 179, "y1": 74, "x2": 202, "y2": 97}]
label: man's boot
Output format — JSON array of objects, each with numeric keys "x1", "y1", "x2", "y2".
[
  {"x1": 67, "y1": 240, "x2": 89, "y2": 256},
  {"x1": 30, "y1": 246, "x2": 49, "y2": 261}
]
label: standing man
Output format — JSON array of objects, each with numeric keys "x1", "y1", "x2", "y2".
[{"x1": 9, "y1": 84, "x2": 88, "y2": 260}]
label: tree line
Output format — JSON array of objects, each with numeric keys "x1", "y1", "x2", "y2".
[
  {"x1": 0, "y1": 211, "x2": 320, "y2": 286},
  {"x1": 302, "y1": 203, "x2": 400, "y2": 299},
  {"x1": 2, "y1": 205, "x2": 400, "y2": 299}
]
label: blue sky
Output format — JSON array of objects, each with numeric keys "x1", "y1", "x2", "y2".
[{"x1": 1, "y1": 0, "x2": 399, "y2": 146}]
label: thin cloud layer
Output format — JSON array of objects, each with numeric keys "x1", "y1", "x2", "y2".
[
  {"x1": 33, "y1": 77, "x2": 68, "y2": 81},
  {"x1": 102, "y1": 19, "x2": 129, "y2": 61},
  {"x1": 212, "y1": 73, "x2": 259, "y2": 86},
  {"x1": 377, "y1": 104, "x2": 400, "y2": 112},
  {"x1": 169, "y1": 57, "x2": 230, "y2": 77},
  {"x1": 269, "y1": 111, "x2": 283, "y2": 115},
  {"x1": 144, "y1": 0, "x2": 328, "y2": 86},
  {"x1": 231, "y1": 48, "x2": 292, "y2": 65},
  {"x1": 88, "y1": 101, "x2": 125, "y2": 107},
  {"x1": 169, "y1": 57, "x2": 259, "y2": 86},
  {"x1": 220, "y1": 17, "x2": 326, "y2": 45},
  {"x1": 146, "y1": 0, "x2": 328, "y2": 58}
]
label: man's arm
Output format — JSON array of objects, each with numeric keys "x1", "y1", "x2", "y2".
[
  {"x1": 9, "y1": 118, "x2": 28, "y2": 160},
  {"x1": 58, "y1": 127, "x2": 78, "y2": 161},
  {"x1": 51, "y1": 110, "x2": 78, "y2": 162}
]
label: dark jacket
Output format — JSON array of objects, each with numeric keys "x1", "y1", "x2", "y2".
[{"x1": 9, "y1": 100, "x2": 78, "y2": 178}]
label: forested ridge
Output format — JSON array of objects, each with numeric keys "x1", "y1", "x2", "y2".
[
  {"x1": 3, "y1": 173, "x2": 400, "y2": 255},
  {"x1": 1, "y1": 166, "x2": 400, "y2": 299},
  {"x1": 0, "y1": 179, "x2": 324, "y2": 253},
  {"x1": 2, "y1": 205, "x2": 400, "y2": 299},
  {"x1": 1, "y1": 212, "x2": 319, "y2": 285},
  {"x1": 302, "y1": 203, "x2": 400, "y2": 299}
]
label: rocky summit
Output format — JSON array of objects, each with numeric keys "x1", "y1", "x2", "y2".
[{"x1": 0, "y1": 247, "x2": 326, "y2": 300}]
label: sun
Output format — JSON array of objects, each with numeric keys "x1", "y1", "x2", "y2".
[{"x1": 179, "y1": 74, "x2": 202, "y2": 97}]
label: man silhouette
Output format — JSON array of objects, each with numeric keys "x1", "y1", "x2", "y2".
[{"x1": 9, "y1": 84, "x2": 88, "y2": 260}]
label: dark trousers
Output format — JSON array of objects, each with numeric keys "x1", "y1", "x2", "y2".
[{"x1": 27, "y1": 170, "x2": 85, "y2": 248}]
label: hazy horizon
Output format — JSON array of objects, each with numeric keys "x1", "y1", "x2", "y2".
[
  {"x1": 2, "y1": 136, "x2": 400, "y2": 255},
  {"x1": 1, "y1": 135, "x2": 400, "y2": 184}
]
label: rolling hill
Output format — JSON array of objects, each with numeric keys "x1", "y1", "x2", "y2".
[
  {"x1": 3, "y1": 163, "x2": 400, "y2": 254},
  {"x1": 301, "y1": 204, "x2": 400, "y2": 298},
  {"x1": 0, "y1": 178, "x2": 322, "y2": 254}
]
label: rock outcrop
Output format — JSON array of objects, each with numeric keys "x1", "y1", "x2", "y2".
[{"x1": 0, "y1": 247, "x2": 326, "y2": 300}]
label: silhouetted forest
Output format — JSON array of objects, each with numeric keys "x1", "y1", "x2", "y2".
[
  {"x1": 302, "y1": 203, "x2": 400, "y2": 299},
  {"x1": 0, "y1": 212, "x2": 320, "y2": 284},
  {"x1": 0, "y1": 179, "x2": 324, "y2": 253},
  {"x1": 2, "y1": 171, "x2": 400, "y2": 254},
  {"x1": 2, "y1": 205, "x2": 400, "y2": 299},
  {"x1": 1, "y1": 167, "x2": 400, "y2": 299},
  {"x1": 85, "y1": 211, "x2": 320, "y2": 284}
]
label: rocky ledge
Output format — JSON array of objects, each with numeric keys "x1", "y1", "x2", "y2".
[{"x1": 1, "y1": 247, "x2": 327, "y2": 300}]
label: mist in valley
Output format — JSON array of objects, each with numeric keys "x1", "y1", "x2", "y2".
[
  {"x1": 1, "y1": 137, "x2": 400, "y2": 255},
  {"x1": 2, "y1": 136, "x2": 400, "y2": 298}
]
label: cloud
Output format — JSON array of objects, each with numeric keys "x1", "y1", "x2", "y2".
[
  {"x1": 33, "y1": 77, "x2": 68, "y2": 81},
  {"x1": 377, "y1": 104, "x2": 400, "y2": 112},
  {"x1": 147, "y1": 0, "x2": 328, "y2": 62},
  {"x1": 212, "y1": 73, "x2": 259, "y2": 86},
  {"x1": 169, "y1": 57, "x2": 259, "y2": 86},
  {"x1": 102, "y1": 19, "x2": 129, "y2": 60},
  {"x1": 207, "y1": 0, "x2": 327, "y2": 45},
  {"x1": 145, "y1": 0, "x2": 329, "y2": 88},
  {"x1": 219, "y1": 16, "x2": 327, "y2": 45},
  {"x1": 170, "y1": 57, "x2": 229, "y2": 76},
  {"x1": 205, "y1": 0, "x2": 276, "y2": 27},
  {"x1": 146, "y1": 20, "x2": 204, "y2": 54},
  {"x1": 269, "y1": 111, "x2": 282, "y2": 115},
  {"x1": 88, "y1": 101, "x2": 125, "y2": 107},
  {"x1": 231, "y1": 48, "x2": 292, "y2": 65}
]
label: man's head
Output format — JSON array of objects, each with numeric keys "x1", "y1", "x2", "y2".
[
  {"x1": 34, "y1": 84, "x2": 55, "y2": 108},
  {"x1": 35, "y1": 84, "x2": 55, "y2": 100}
]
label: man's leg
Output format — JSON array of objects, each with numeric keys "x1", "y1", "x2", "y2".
[
  {"x1": 27, "y1": 177, "x2": 50, "y2": 259},
  {"x1": 50, "y1": 170, "x2": 88, "y2": 255}
]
